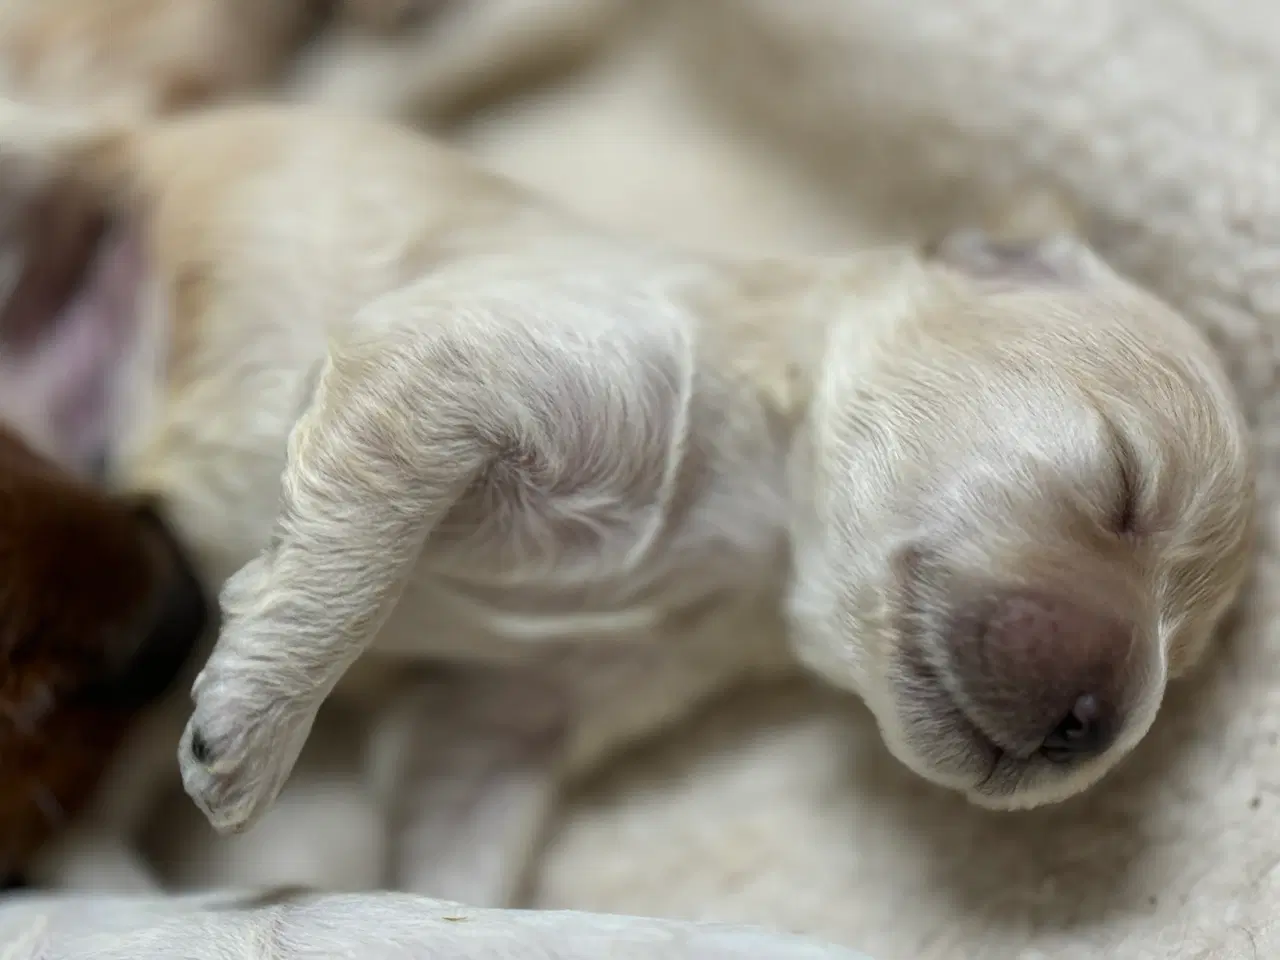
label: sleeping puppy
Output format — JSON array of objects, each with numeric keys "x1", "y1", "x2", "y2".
[
  {"x1": 0, "y1": 0, "x2": 627, "y2": 124},
  {"x1": 0, "y1": 423, "x2": 210, "y2": 884},
  {"x1": 0, "y1": 98, "x2": 1252, "y2": 893}
]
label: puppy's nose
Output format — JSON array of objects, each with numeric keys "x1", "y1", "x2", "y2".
[
  {"x1": 1041, "y1": 693, "x2": 1108, "y2": 760},
  {"x1": 947, "y1": 588, "x2": 1138, "y2": 761}
]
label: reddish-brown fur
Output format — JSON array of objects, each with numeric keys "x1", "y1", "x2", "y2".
[{"x1": 0, "y1": 427, "x2": 207, "y2": 875}]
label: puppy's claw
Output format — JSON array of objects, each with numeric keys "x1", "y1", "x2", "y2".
[
  {"x1": 188, "y1": 728, "x2": 212, "y2": 765},
  {"x1": 178, "y1": 679, "x2": 317, "y2": 835}
]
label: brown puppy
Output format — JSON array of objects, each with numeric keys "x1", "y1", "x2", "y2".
[{"x1": 0, "y1": 426, "x2": 210, "y2": 878}]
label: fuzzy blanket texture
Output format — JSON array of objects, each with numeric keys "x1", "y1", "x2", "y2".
[{"x1": 143, "y1": 2, "x2": 1280, "y2": 957}]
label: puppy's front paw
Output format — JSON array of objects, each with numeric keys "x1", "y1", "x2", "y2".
[{"x1": 178, "y1": 668, "x2": 318, "y2": 835}]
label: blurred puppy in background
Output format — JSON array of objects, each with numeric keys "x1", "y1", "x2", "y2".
[
  {"x1": 0, "y1": 95, "x2": 1251, "y2": 905},
  {"x1": 0, "y1": 0, "x2": 626, "y2": 123}
]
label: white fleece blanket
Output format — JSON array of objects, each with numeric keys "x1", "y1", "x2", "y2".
[{"x1": 137, "y1": 3, "x2": 1280, "y2": 957}]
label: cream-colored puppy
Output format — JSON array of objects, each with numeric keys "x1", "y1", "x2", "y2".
[{"x1": 0, "y1": 99, "x2": 1252, "y2": 864}]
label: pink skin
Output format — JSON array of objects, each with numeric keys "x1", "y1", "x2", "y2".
[{"x1": 0, "y1": 223, "x2": 143, "y2": 475}]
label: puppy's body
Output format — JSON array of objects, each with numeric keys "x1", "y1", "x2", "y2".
[
  {"x1": 120, "y1": 108, "x2": 786, "y2": 617},
  {"x1": 21, "y1": 104, "x2": 803, "y2": 898},
  {"x1": 114, "y1": 106, "x2": 807, "y2": 799},
  {"x1": 0, "y1": 100, "x2": 1252, "y2": 900}
]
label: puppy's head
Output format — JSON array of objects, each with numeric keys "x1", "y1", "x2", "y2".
[
  {"x1": 0, "y1": 425, "x2": 211, "y2": 873},
  {"x1": 787, "y1": 232, "x2": 1253, "y2": 809}
]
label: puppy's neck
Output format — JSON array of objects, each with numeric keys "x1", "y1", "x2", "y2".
[{"x1": 689, "y1": 248, "x2": 926, "y2": 428}]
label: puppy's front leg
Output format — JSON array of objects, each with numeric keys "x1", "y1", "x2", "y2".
[{"x1": 179, "y1": 296, "x2": 490, "y2": 834}]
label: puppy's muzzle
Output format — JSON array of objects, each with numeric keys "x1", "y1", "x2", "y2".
[{"x1": 944, "y1": 588, "x2": 1138, "y2": 764}]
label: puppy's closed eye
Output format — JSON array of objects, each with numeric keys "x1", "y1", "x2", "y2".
[
  {"x1": 794, "y1": 214, "x2": 1252, "y2": 810},
  {"x1": 1112, "y1": 438, "x2": 1140, "y2": 536}
]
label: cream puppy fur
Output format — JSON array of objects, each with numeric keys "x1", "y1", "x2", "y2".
[
  {"x1": 0, "y1": 0, "x2": 317, "y2": 112},
  {"x1": 0, "y1": 99, "x2": 1252, "y2": 895}
]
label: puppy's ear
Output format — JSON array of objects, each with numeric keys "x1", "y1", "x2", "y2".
[
  {"x1": 928, "y1": 230, "x2": 1114, "y2": 287},
  {"x1": 926, "y1": 190, "x2": 1114, "y2": 288}
]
